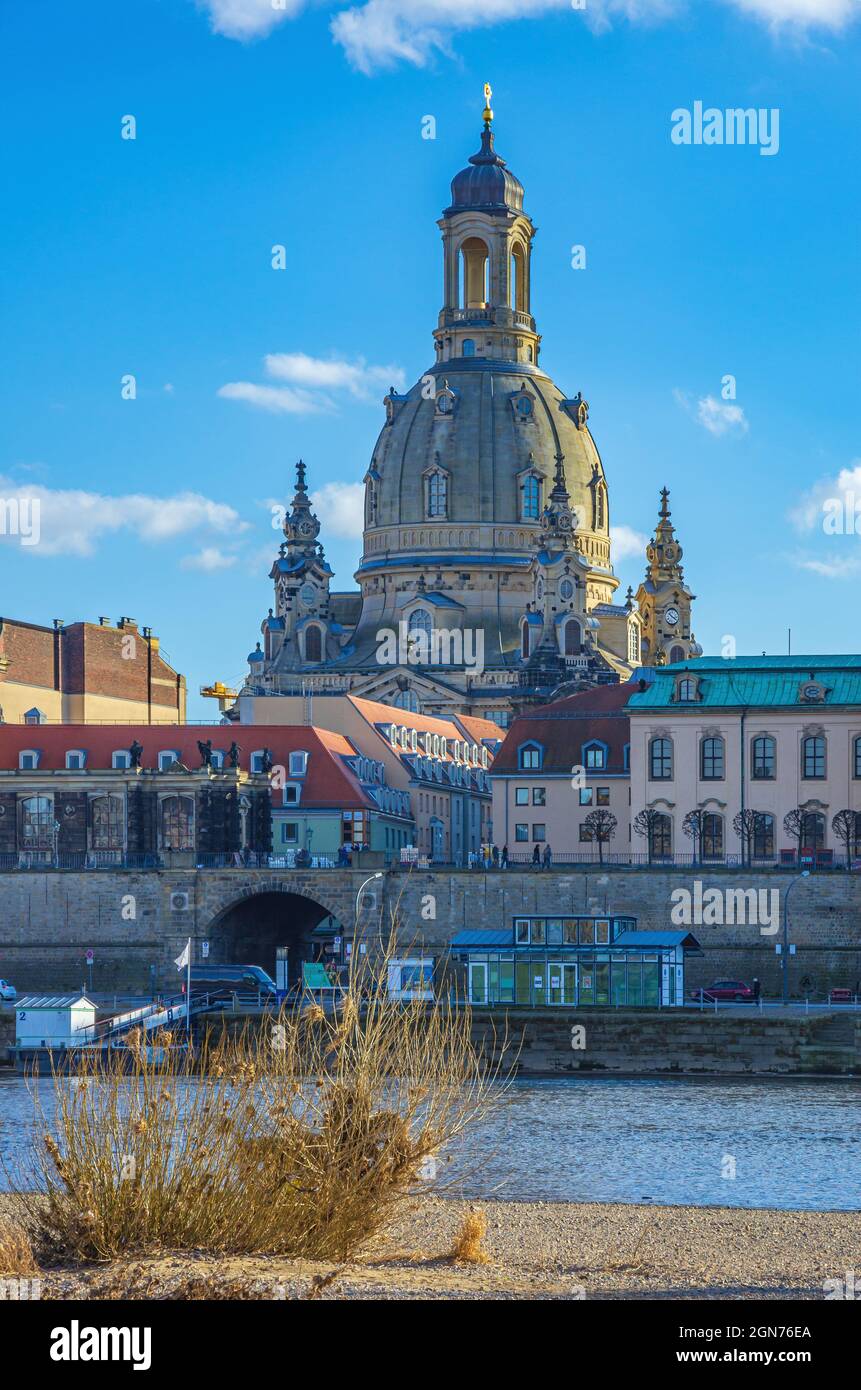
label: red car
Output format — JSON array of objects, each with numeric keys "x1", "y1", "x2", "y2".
[{"x1": 690, "y1": 980, "x2": 755, "y2": 1003}]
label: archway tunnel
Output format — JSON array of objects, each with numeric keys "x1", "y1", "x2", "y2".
[{"x1": 207, "y1": 891, "x2": 341, "y2": 989}]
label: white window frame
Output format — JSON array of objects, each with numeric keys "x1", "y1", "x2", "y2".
[
  {"x1": 282, "y1": 782, "x2": 301, "y2": 806},
  {"x1": 65, "y1": 750, "x2": 87, "y2": 770},
  {"x1": 289, "y1": 750, "x2": 309, "y2": 777},
  {"x1": 158, "y1": 750, "x2": 181, "y2": 772},
  {"x1": 112, "y1": 750, "x2": 131, "y2": 770},
  {"x1": 19, "y1": 749, "x2": 40, "y2": 771}
]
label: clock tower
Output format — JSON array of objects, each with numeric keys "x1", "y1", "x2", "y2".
[{"x1": 635, "y1": 488, "x2": 702, "y2": 666}]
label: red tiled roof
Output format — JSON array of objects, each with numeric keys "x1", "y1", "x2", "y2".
[
  {"x1": 491, "y1": 684, "x2": 635, "y2": 776},
  {"x1": 0, "y1": 724, "x2": 376, "y2": 810}
]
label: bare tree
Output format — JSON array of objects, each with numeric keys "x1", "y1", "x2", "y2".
[
  {"x1": 583, "y1": 809, "x2": 618, "y2": 865},
  {"x1": 832, "y1": 809, "x2": 860, "y2": 870},
  {"x1": 632, "y1": 808, "x2": 665, "y2": 865},
  {"x1": 783, "y1": 808, "x2": 807, "y2": 863},
  {"x1": 733, "y1": 809, "x2": 762, "y2": 867},
  {"x1": 682, "y1": 808, "x2": 707, "y2": 863}
]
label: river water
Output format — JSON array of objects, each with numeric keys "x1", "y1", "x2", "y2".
[{"x1": 0, "y1": 1073, "x2": 857, "y2": 1210}]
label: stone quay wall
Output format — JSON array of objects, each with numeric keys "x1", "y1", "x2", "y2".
[{"x1": 0, "y1": 865, "x2": 858, "y2": 997}]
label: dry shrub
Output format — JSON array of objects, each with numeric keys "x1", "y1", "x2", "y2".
[
  {"x1": 16, "y1": 930, "x2": 509, "y2": 1264},
  {"x1": 0, "y1": 1219, "x2": 39, "y2": 1275},
  {"x1": 449, "y1": 1208, "x2": 490, "y2": 1265}
]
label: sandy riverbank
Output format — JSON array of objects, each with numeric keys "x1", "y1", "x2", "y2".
[{"x1": 3, "y1": 1194, "x2": 858, "y2": 1300}]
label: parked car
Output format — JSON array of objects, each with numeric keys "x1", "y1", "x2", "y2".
[
  {"x1": 690, "y1": 980, "x2": 755, "y2": 1003},
  {"x1": 188, "y1": 964, "x2": 277, "y2": 999},
  {"x1": 0, "y1": 979, "x2": 17, "y2": 1002}
]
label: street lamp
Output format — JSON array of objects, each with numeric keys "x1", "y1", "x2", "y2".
[
  {"x1": 782, "y1": 870, "x2": 810, "y2": 1005},
  {"x1": 352, "y1": 872, "x2": 383, "y2": 968}
]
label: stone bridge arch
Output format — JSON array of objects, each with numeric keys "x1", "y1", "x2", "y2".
[{"x1": 198, "y1": 872, "x2": 374, "y2": 988}]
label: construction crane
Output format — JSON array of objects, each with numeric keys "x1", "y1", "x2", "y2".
[{"x1": 199, "y1": 680, "x2": 239, "y2": 712}]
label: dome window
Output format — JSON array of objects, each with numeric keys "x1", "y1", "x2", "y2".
[
  {"x1": 521, "y1": 474, "x2": 541, "y2": 521},
  {"x1": 462, "y1": 339, "x2": 476, "y2": 357}
]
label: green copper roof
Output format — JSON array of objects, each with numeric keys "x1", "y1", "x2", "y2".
[{"x1": 628, "y1": 656, "x2": 861, "y2": 709}]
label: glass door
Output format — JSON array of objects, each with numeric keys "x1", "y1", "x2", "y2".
[
  {"x1": 469, "y1": 961, "x2": 488, "y2": 1005},
  {"x1": 548, "y1": 962, "x2": 563, "y2": 1005},
  {"x1": 562, "y1": 962, "x2": 578, "y2": 1006}
]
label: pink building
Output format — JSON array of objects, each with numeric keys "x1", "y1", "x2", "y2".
[{"x1": 627, "y1": 657, "x2": 861, "y2": 866}]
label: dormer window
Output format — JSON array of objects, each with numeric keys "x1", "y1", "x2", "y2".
[
  {"x1": 289, "y1": 751, "x2": 308, "y2": 777},
  {"x1": 23, "y1": 708, "x2": 46, "y2": 726},
  {"x1": 518, "y1": 742, "x2": 542, "y2": 771},
  {"x1": 19, "y1": 749, "x2": 40, "y2": 771},
  {"x1": 158, "y1": 750, "x2": 181, "y2": 772},
  {"x1": 435, "y1": 384, "x2": 456, "y2": 417},
  {"x1": 65, "y1": 750, "x2": 86, "y2": 770},
  {"x1": 676, "y1": 677, "x2": 698, "y2": 703},
  {"x1": 112, "y1": 750, "x2": 131, "y2": 770},
  {"x1": 583, "y1": 741, "x2": 607, "y2": 770}
]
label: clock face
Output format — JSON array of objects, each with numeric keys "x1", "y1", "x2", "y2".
[
  {"x1": 664, "y1": 607, "x2": 680, "y2": 628},
  {"x1": 299, "y1": 583, "x2": 316, "y2": 607}
]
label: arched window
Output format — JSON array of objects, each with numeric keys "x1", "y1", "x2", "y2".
[
  {"x1": 702, "y1": 813, "x2": 724, "y2": 860},
  {"x1": 408, "y1": 608, "x2": 432, "y2": 640},
  {"x1": 305, "y1": 625, "x2": 323, "y2": 663},
  {"x1": 649, "y1": 737, "x2": 673, "y2": 781},
  {"x1": 427, "y1": 471, "x2": 447, "y2": 518},
  {"x1": 460, "y1": 237, "x2": 489, "y2": 308},
  {"x1": 669, "y1": 645, "x2": 685, "y2": 664},
  {"x1": 751, "y1": 736, "x2": 776, "y2": 780},
  {"x1": 564, "y1": 619, "x2": 581, "y2": 656},
  {"x1": 701, "y1": 736, "x2": 725, "y2": 780},
  {"x1": 91, "y1": 795, "x2": 124, "y2": 850},
  {"x1": 522, "y1": 475, "x2": 541, "y2": 520},
  {"x1": 595, "y1": 485, "x2": 606, "y2": 530},
  {"x1": 392, "y1": 689, "x2": 419, "y2": 712},
  {"x1": 364, "y1": 479, "x2": 376, "y2": 526},
  {"x1": 19, "y1": 795, "x2": 53, "y2": 850},
  {"x1": 752, "y1": 813, "x2": 775, "y2": 860},
  {"x1": 676, "y1": 677, "x2": 697, "y2": 702},
  {"x1": 650, "y1": 813, "x2": 672, "y2": 860},
  {"x1": 801, "y1": 811, "x2": 826, "y2": 849},
  {"x1": 462, "y1": 339, "x2": 475, "y2": 357},
  {"x1": 160, "y1": 795, "x2": 194, "y2": 851},
  {"x1": 801, "y1": 735, "x2": 826, "y2": 779},
  {"x1": 521, "y1": 621, "x2": 531, "y2": 659},
  {"x1": 510, "y1": 243, "x2": 526, "y2": 311}
]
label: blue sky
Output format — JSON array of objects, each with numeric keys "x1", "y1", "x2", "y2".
[{"x1": 1, "y1": 0, "x2": 859, "y2": 716}]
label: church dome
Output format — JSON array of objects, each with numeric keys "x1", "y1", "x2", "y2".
[
  {"x1": 367, "y1": 365, "x2": 607, "y2": 546},
  {"x1": 448, "y1": 126, "x2": 524, "y2": 214}
]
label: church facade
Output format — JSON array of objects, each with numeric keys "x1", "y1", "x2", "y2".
[{"x1": 240, "y1": 92, "x2": 701, "y2": 727}]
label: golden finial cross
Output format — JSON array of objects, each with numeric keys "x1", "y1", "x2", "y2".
[{"x1": 483, "y1": 82, "x2": 493, "y2": 125}]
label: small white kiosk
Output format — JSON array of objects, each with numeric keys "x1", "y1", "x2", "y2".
[{"x1": 15, "y1": 995, "x2": 97, "y2": 1049}]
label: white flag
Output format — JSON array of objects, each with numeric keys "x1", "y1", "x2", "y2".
[{"x1": 174, "y1": 939, "x2": 191, "y2": 971}]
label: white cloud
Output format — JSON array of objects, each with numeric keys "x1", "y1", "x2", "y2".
[
  {"x1": 725, "y1": 0, "x2": 860, "y2": 30},
  {"x1": 196, "y1": 0, "x2": 859, "y2": 70},
  {"x1": 611, "y1": 523, "x2": 649, "y2": 563},
  {"x1": 673, "y1": 389, "x2": 749, "y2": 438},
  {"x1": 220, "y1": 352, "x2": 405, "y2": 415},
  {"x1": 795, "y1": 554, "x2": 861, "y2": 578},
  {"x1": 266, "y1": 352, "x2": 405, "y2": 401},
  {"x1": 180, "y1": 546, "x2": 239, "y2": 571},
  {"x1": 789, "y1": 462, "x2": 861, "y2": 532},
  {"x1": 218, "y1": 381, "x2": 331, "y2": 415},
  {"x1": 0, "y1": 476, "x2": 247, "y2": 558},
  {"x1": 198, "y1": 0, "x2": 308, "y2": 41},
  {"x1": 310, "y1": 480, "x2": 365, "y2": 538}
]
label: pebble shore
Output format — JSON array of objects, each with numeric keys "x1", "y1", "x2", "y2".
[{"x1": 3, "y1": 1194, "x2": 858, "y2": 1300}]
